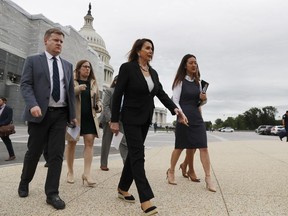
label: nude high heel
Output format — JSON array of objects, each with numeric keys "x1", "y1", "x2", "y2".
[
  {"x1": 82, "y1": 174, "x2": 96, "y2": 187},
  {"x1": 67, "y1": 172, "x2": 74, "y2": 184},
  {"x1": 166, "y1": 169, "x2": 177, "y2": 185},
  {"x1": 179, "y1": 163, "x2": 188, "y2": 178},
  {"x1": 187, "y1": 172, "x2": 200, "y2": 183},
  {"x1": 205, "y1": 176, "x2": 216, "y2": 192}
]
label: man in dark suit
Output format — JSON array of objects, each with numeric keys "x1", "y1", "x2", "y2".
[
  {"x1": 280, "y1": 110, "x2": 288, "y2": 142},
  {"x1": 0, "y1": 97, "x2": 16, "y2": 161},
  {"x1": 18, "y1": 28, "x2": 76, "y2": 210}
]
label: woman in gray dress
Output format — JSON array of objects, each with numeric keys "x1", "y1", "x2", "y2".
[{"x1": 167, "y1": 54, "x2": 216, "y2": 192}]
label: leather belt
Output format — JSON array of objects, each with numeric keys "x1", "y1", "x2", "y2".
[{"x1": 48, "y1": 107, "x2": 67, "y2": 111}]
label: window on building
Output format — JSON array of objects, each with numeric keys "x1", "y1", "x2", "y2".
[{"x1": 0, "y1": 48, "x2": 24, "y2": 84}]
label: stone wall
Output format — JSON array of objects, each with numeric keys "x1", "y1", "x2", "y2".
[{"x1": 0, "y1": 0, "x2": 104, "y2": 123}]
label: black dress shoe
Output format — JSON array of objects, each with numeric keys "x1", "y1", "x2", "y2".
[
  {"x1": 18, "y1": 184, "x2": 29, "y2": 197},
  {"x1": 46, "y1": 195, "x2": 65, "y2": 210}
]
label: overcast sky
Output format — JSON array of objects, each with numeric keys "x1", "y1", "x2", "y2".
[{"x1": 11, "y1": 0, "x2": 288, "y2": 124}]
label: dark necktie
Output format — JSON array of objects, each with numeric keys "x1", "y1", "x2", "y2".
[{"x1": 52, "y1": 56, "x2": 60, "y2": 102}]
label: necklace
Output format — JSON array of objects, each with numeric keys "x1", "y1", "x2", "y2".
[{"x1": 139, "y1": 64, "x2": 149, "y2": 72}]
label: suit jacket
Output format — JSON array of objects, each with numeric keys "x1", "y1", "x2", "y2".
[
  {"x1": 99, "y1": 87, "x2": 114, "y2": 124},
  {"x1": 20, "y1": 52, "x2": 76, "y2": 123},
  {"x1": 0, "y1": 105, "x2": 13, "y2": 126},
  {"x1": 111, "y1": 61, "x2": 177, "y2": 125}
]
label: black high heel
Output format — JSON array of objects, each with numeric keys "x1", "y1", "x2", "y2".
[
  {"x1": 118, "y1": 189, "x2": 136, "y2": 203},
  {"x1": 141, "y1": 206, "x2": 158, "y2": 216}
]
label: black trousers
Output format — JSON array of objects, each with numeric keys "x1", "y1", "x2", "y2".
[
  {"x1": 1, "y1": 135, "x2": 15, "y2": 157},
  {"x1": 118, "y1": 123, "x2": 154, "y2": 203},
  {"x1": 20, "y1": 108, "x2": 67, "y2": 196}
]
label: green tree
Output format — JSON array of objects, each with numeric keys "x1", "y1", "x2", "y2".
[
  {"x1": 223, "y1": 117, "x2": 235, "y2": 128},
  {"x1": 214, "y1": 118, "x2": 223, "y2": 129},
  {"x1": 260, "y1": 106, "x2": 277, "y2": 125},
  {"x1": 234, "y1": 114, "x2": 245, "y2": 130},
  {"x1": 243, "y1": 107, "x2": 262, "y2": 130}
]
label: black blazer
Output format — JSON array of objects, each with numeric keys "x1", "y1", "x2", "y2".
[
  {"x1": 0, "y1": 105, "x2": 13, "y2": 126},
  {"x1": 111, "y1": 61, "x2": 177, "y2": 125}
]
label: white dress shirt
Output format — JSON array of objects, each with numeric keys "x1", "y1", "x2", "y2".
[{"x1": 45, "y1": 51, "x2": 67, "y2": 107}]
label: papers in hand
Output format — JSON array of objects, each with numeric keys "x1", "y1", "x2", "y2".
[
  {"x1": 111, "y1": 132, "x2": 124, "y2": 150},
  {"x1": 198, "y1": 79, "x2": 209, "y2": 107},
  {"x1": 66, "y1": 126, "x2": 80, "y2": 140},
  {"x1": 201, "y1": 80, "x2": 209, "y2": 93}
]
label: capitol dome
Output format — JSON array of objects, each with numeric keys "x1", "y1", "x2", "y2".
[{"x1": 79, "y1": 3, "x2": 114, "y2": 88}]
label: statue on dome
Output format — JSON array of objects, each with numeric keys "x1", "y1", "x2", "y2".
[{"x1": 88, "y1": 3, "x2": 92, "y2": 15}]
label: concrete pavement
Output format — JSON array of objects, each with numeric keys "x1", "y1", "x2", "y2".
[{"x1": 1, "y1": 133, "x2": 288, "y2": 215}]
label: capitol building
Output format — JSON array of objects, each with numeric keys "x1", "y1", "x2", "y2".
[{"x1": 0, "y1": 0, "x2": 168, "y2": 125}]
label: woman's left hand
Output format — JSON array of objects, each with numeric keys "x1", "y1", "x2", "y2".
[
  {"x1": 200, "y1": 92, "x2": 207, "y2": 101},
  {"x1": 96, "y1": 103, "x2": 103, "y2": 113}
]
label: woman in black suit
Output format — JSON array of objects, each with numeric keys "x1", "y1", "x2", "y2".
[{"x1": 110, "y1": 38, "x2": 187, "y2": 215}]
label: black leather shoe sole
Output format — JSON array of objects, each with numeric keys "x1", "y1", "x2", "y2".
[{"x1": 46, "y1": 195, "x2": 65, "y2": 210}]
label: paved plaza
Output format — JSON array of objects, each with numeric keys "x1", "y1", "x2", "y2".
[{"x1": 1, "y1": 129, "x2": 288, "y2": 215}]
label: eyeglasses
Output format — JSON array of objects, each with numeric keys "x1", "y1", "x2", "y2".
[{"x1": 82, "y1": 65, "x2": 91, "y2": 69}]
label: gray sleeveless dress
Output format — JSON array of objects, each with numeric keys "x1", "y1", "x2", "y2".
[{"x1": 175, "y1": 79, "x2": 207, "y2": 149}]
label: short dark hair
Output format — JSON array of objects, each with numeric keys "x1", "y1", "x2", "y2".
[
  {"x1": 44, "y1": 28, "x2": 65, "y2": 40},
  {"x1": 0, "y1": 97, "x2": 7, "y2": 102}
]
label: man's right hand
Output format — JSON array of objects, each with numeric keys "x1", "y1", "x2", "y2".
[
  {"x1": 110, "y1": 122, "x2": 119, "y2": 135},
  {"x1": 30, "y1": 106, "x2": 42, "y2": 117}
]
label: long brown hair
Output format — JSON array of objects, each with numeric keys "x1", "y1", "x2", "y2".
[
  {"x1": 127, "y1": 38, "x2": 154, "y2": 62},
  {"x1": 172, "y1": 54, "x2": 200, "y2": 89},
  {"x1": 74, "y1": 60, "x2": 96, "y2": 81}
]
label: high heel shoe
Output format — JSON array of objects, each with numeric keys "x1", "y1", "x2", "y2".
[
  {"x1": 82, "y1": 174, "x2": 96, "y2": 187},
  {"x1": 187, "y1": 172, "x2": 200, "y2": 183},
  {"x1": 179, "y1": 163, "x2": 188, "y2": 178},
  {"x1": 141, "y1": 206, "x2": 158, "y2": 216},
  {"x1": 166, "y1": 169, "x2": 177, "y2": 185},
  {"x1": 67, "y1": 172, "x2": 74, "y2": 184},
  {"x1": 117, "y1": 189, "x2": 135, "y2": 203},
  {"x1": 205, "y1": 176, "x2": 216, "y2": 192}
]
